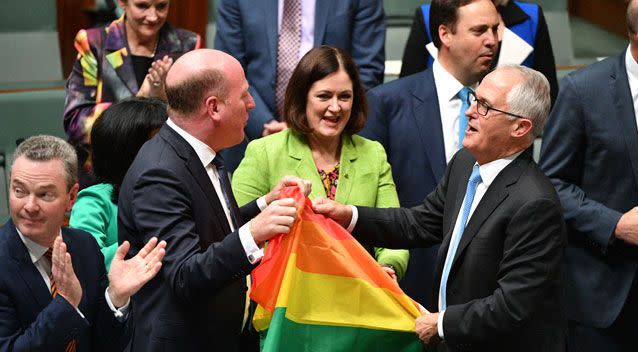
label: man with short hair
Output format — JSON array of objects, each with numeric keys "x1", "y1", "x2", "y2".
[
  {"x1": 0, "y1": 135, "x2": 166, "y2": 351},
  {"x1": 360, "y1": 0, "x2": 500, "y2": 305},
  {"x1": 539, "y1": 1, "x2": 638, "y2": 350},
  {"x1": 118, "y1": 49, "x2": 311, "y2": 351},
  {"x1": 316, "y1": 65, "x2": 566, "y2": 351}
]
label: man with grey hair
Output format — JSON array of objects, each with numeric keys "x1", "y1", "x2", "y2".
[
  {"x1": 539, "y1": 0, "x2": 638, "y2": 350},
  {"x1": 0, "y1": 135, "x2": 166, "y2": 351},
  {"x1": 118, "y1": 49, "x2": 311, "y2": 351},
  {"x1": 314, "y1": 65, "x2": 566, "y2": 351}
]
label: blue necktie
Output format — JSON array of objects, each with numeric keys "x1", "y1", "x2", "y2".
[
  {"x1": 439, "y1": 164, "x2": 481, "y2": 310},
  {"x1": 212, "y1": 154, "x2": 241, "y2": 229},
  {"x1": 457, "y1": 87, "x2": 471, "y2": 149}
]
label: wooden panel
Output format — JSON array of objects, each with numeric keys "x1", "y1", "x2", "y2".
[
  {"x1": 569, "y1": 0, "x2": 627, "y2": 38},
  {"x1": 57, "y1": 0, "x2": 94, "y2": 79},
  {"x1": 167, "y1": 0, "x2": 208, "y2": 46}
]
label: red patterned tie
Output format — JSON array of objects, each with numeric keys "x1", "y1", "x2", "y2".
[
  {"x1": 44, "y1": 249, "x2": 77, "y2": 352},
  {"x1": 275, "y1": 0, "x2": 302, "y2": 117}
]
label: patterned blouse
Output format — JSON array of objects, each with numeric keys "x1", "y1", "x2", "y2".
[{"x1": 318, "y1": 162, "x2": 341, "y2": 200}]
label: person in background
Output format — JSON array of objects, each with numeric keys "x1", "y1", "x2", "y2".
[
  {"x1": 64, "y1": 0, "x2": 200, "y2": 186},
  {"x1": 214, "y1": 0, "x2": 386, "y2": 172},
  {"x1": 232, "y1": 46, "x2": 409, "y2": 280},
  {"x1": 539, "y1": 1, "x2": 638, "y2": 350},
  {"x1": 70, "y1": 97, "x2": 167, "y2": 272},
  {"x1": 400, "y1": 0, "x2": 558, "y2": 104}
]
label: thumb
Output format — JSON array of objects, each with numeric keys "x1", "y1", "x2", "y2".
[{"x1": 114, "y1": 241, "x2": 131, "y2": 262}]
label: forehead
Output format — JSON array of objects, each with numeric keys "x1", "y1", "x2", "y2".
[
  {"x1": 310, "y1": 69, "x2": 353, "y2": 90},
  {"x1": 456, "y1": 0, "x2": 499, "y2": 27},
  {"x1": 11, "y1": 157, "x2": 66, "y2": 187}
]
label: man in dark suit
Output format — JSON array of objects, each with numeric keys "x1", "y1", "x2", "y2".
[
  {"x1": 315, "y1": 65, "x2": 566, "y2": 351},
  {"x1": 360, "y1": 0, "x2": 500, "y2": 306},
  {"x1": 539, "y1": 1, "x2": 638, "y2": 350},
  {"x1": 214, "y1": 0, "x2": 386, "y2": 171},
  {"x1": 118, "y1": 49, "x2": 310, "y2": 351},
  {"x1": 0, "y1": 135, "x2": 165, "y2": 351}
]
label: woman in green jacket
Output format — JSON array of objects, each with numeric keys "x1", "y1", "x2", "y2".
[{"x1": 232, "y1": 46, "x2": 408, "y2": 280}]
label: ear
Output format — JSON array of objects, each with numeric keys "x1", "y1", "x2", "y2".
[
  {"x1": 205, "y1": 95, "x2": 222, "y2": 123},
  {"x1": 117, "y1": 0, "x2": 126, "y2": 10},
  {"x1": 510, "y1": 118, "x2": 533, "y2": 139},
  {"x1": 66, "y1": 183, "x2": 80, "y2": 212},
  {"x1": 439, "y1": 24, "x2": 453, "y2": 49}
]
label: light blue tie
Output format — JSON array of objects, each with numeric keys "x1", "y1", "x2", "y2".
[
  {"x1": 457, "y1": 87, "x2": 471, "y2": 149},
  {"x1": 439, "y1": 164, "x2": 481, "y2": 310}
]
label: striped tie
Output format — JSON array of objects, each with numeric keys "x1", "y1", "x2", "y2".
[{"x1": 44, "y1": 248, "x2": 77, "y2": 352}]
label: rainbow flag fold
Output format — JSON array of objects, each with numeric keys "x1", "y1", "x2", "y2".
[{"x1": 250, "y1": 187, "x2": 422, "y2": 351}]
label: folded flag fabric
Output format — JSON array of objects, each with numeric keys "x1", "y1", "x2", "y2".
[{"x1": 251, "y1": 187, "x2": 423, "y2": 351}]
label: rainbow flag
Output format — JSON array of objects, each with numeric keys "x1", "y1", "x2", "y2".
[{"x1": 251, "y1": 187, "x2": 423, "y2": 351}]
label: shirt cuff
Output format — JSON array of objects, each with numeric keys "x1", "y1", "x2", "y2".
[
  {"x1": 105, "y1": 288, "x2": 129, "y2": 322},
  {"x1": 438, "y1": 310, "x2": 445, "y2": 338},
  {"x1": 239, "y1": 222, "x2": 264, "y2": 264},
  {"x1": 346, "y1": 205, "x2": 358, "y2": 232},
  {"x1": 257, "y1": 196, "x2": 268, "y2": 211}
]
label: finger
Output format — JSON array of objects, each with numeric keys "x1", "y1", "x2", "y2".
[
  {"x1": 273, "y1": 215, "x2": 295, "y2": 227},
  {"x1": 145, "y1": 241, "x2": 166, "y2": 266},
  {"x1": 418, "y1": 304, "x2": 429, "y2": 315},
  {"x1": 114, "y1": 240, "x2": 130, "y2": 261},
  {"x1": 137, "y1": 237, "x2": 159, "y2": 259}
]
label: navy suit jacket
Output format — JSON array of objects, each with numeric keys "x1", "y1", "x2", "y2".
[
  {"x1": 118, "y1": 124, "x2": 261, "y2": 351},
  {"x1": 539, "y1": 51, "x2": 638, "y2": 328},
  {"x1": 360, "y1": 69, "x2": 446, "y2": 305},
  {"x1": 214, "y1": 0, "x2": 386, "y2": 170},
  {"x1": 0, "y1": 220, "x2": 128, "y2": 351}
]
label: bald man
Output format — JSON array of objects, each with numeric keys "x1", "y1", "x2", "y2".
[{"x1": 118, "y1": 49, "x2": 311, "y2": 351}]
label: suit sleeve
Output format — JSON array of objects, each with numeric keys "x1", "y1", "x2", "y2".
[
  {"x1": 399, "y1": 7, "x2": 430, "y2": 78},
  {"x1": 539, "y1": 76, "x2": 622, "y2": 251},
  {"x1": 0, "y1": 292, "x2": 88, "y2": 351},
  {"x1": 129, "y1": 167, "x2": 255, "y2": 304},
  {"x1": 214, "y1": 0, "x2": 275, "y2": 136},
  {"x1": 359, "y1": 87, "x2": 389, "y2": 148},
  {"x1": 533, "y1": 8, "x2": 558, "y2": 106},
  {"x1": 442, "y1": 198, "x2": 565, "y2": 348},
  {"x1": 64, "y1": 29, "x2": 111, "y2": 146},
  {"x1": 351, "y1": 0, "x2": 386, "y2": 90},
  {"x1": 370, "y1": 141, "x2": 410, "y2": 280}
]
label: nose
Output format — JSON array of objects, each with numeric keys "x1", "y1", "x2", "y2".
[
  {"x1": 23, "y1": 195, "x2": 40, "y2": 213},
  {"x1": 146, "y1": 7, "x2": 158, "y2": 22},
  {"x1": 327, "y1": 97, "x2": 341, "y2": 113},
  {"x1": 247, "y1": 92, "x2": 256, "y2": 111}
]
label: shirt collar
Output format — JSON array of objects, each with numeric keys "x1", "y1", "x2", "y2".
[
  {"x1": 625, "y1": 45, "x2": 638, "y2": 83},
  {"x1": 476, "y1": 151, "x2": 523, "y2": 188},
  {"x1": 167, "y1": 118, "x2": 216, "y2": 167},
  {"x1": 16, "y1": 227, "x2": 57, "y2": 264},
  {"x1": 432, "y1": 60, "x2": 466, "y2": 103}
]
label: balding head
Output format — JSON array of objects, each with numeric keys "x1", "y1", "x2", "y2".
[{"x1": 165, "y1": 49, "x2": 240, "y2": 115}]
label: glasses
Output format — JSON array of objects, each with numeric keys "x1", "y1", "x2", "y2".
[{"x1": 467, "y1": 89, "x2": 526, "y2": 119}]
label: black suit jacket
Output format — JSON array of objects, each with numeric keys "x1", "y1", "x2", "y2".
[
  {"x1": 0, "y1": 220, "x2": 128, "y2": 351},
  {"x1": 355, "y1": 150, "x2": 566, "y2": 351},
  {"x1": 118, "y1": 124, "x2": 261, "y2": 351},
  {"x1": 539, "y1": 51, "x2": 638, "y2": 328}
]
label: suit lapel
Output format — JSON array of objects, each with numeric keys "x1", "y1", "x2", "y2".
[
  {"x1": 451, "y1": 155, "x2": 529, "y2": 267},
  {"x1": 104, "y1": 18, "x2": 138, "y2": 94},
  {"x1": 265, "y1": 0, "x2": 279, "y2": 77},
  {"x1": 6, "y1": 221, "x2": 52, "y2": 310},
  {"x1": 611, "y1": 52, "x2": 638, "y2": 187},
  {"x1": 335, "y1": 135, "x2": 358, "y2": 203},
  {"x1": 412, "y1": 70, "x2": 446, "y2": 182},
  {"x1": 313, "y1": 0, "x2": 332, "y2": 46},
  {"x1": 160, "y1": 126, "x2": 231, "y2": 233},
  {"x1": 287, "y1": 132, "x2": 324, "y2": 197}
]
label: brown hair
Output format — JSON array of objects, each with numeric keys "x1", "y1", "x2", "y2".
[
  {"x1": 284, "y1": 46, "x2": 367, "y2": 135},
  {"x1": 165, "y1": 68, "x2": 227, "y2": 115}
]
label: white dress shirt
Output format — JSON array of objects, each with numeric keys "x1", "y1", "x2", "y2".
[
  {"x1": 432, "y1": 60, "x2": 476, "y2": 163},
  {"x1": 16, "y1": 228, "x2": 128, "y2": 320},
  {"x1": 278, "y1": 0, "x2": 316, "y2": 60},
  {"x1": 624, "y1": 45, "x2": 638, "y2": 131},
  {"x1": 437, "y1": 151, "x2": 522, "y2": 338}
]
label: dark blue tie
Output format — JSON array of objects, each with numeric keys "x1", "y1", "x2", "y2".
[{"x1": 212, "y1": 154, "x2": 241, "y2": 229}]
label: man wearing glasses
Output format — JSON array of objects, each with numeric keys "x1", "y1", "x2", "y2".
[
  {"x1": 315, "y1": 64, "x2": 566, "y2": 351},
  {"x1": 360, "y1": 0, "x2": 500, "y2": 306}
]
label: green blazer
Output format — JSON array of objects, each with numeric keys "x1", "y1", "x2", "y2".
[{"x1": 232, "y1": 130, "x2": 409, "y2": 279}]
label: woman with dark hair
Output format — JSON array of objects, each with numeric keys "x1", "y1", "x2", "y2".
[
  {"x1": 70, "y1": 97, "x2": 167, "y2": 272},
  {"x1": 232, "y1": 46, "x2": 408, "y2": 280}
]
